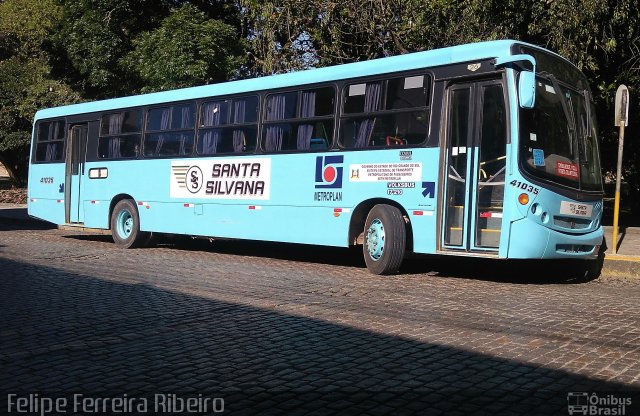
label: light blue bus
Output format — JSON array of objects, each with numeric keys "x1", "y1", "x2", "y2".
[{"x1": 28, "y1": 40, "x2": 604, "y2": 276}]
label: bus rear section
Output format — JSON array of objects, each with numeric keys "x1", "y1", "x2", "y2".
[{"x1": 28, "y1": 120, "x2": 71, "y2": 225}]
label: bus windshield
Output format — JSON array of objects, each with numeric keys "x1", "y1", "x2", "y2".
[{"x1": 518, "y1": 53, "x2": 603, "y2": 193}]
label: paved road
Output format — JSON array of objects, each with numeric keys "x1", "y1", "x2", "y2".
[{"x1": 0, "y1": 219, "x2": 639, "y2": 415}]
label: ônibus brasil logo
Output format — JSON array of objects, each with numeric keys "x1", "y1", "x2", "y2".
[{"x1": 315, "y1": 156, "x2": 344, "y2": 189}]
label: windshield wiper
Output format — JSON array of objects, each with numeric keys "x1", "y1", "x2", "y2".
[
  {"x1": 581, "y1": 89, "x2": 594, "y2": 165},
  {"x1": 582, "y1": 89, "x2": 593, "y2": 139}
]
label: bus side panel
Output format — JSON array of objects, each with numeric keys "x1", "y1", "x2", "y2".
[
  {"x1": 80, "y1": 148, "x2": 441, "y2": 249},
  {"x1": 338, "y1": 148, "x2": 440, "y2": 254},
  {"x1": 81, "y1": 160, "x2": 149, "y2": 230},
  {"x1": 140, "y1": 202, "x2": 350, "y2": 246},
  {"x1": 27, "y1": 163, "x2": 66, "y2": 225}
]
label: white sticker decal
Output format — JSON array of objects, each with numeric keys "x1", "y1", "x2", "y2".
[
  {"x1": 404, "y1": 75, "x2": 424, "y2": 89},
  {"x1": 530, "y1": 133, "x2": 537, "y2": 142},
  {"x1": 349, "y1": 83, "x2": 366, "y2": 96},
  {"x1": 348, "y1": 163, "x2": 422, "y2": 182},
  {"x1": 171, "y1": 158, "x2": 271, "y2": 200},
  {"x1": 559, "y1": 201, "x2": 593, "y2": 218},
  {"x1": 545, "y1": 84, "x2": 556, "y2": 94}
]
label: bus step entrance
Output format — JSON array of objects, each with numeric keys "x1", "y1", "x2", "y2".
[{"x1": 476, "y1": 207, "x2": 502, "y2": 248}]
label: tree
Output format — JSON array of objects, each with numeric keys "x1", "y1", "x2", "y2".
[
  {"x1": 124, "y1": 4, "x2": 245, "y2": 92},
  {"x1": 56, "y1": 0, "x2": 176, "y2": 98},
  {"x1": 0, "y1": 0, "x2": 80, "y2": 185}
]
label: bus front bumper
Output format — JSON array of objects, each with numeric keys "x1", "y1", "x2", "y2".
[{"x1": 507, "y1": 218, "x2": 603, "y2": 260}]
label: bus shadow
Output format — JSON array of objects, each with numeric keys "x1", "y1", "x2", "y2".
[
  {"x1": 0, "y1": 216, "x2": 57, "y2": 231},
  {"x1": 403, "y1": 255, "x2": 597, "y2": 285},
  {"x1": 61, "y1": 233, "x2": 598, "y2": 284},
  {"x1": 0, "y1": 256, "x2": 637, "y2": 414},
  {"x1": 164, "y1": 235, "x2": 368, "y2": 269}
]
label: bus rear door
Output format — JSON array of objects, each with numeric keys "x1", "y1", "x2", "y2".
[
  {"x1": 441, "y1": 79, "x2": 507, "y2": 253},
  {"x1": 66, "y1": 123, "x2": 88, "y2": 223}
]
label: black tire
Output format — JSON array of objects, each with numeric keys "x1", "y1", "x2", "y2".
[
  {"x1": 110, "y1": 199, "x2": 150, "y2": 248},
  {"x1": 581, "y1": 238, "x2": 606, "y2": 282},
  {"x1": 363, "y1": 204, "x2": 406, "y2": 275}
]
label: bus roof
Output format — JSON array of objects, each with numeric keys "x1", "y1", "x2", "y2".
[{"x1": 34, "y1": 39, "x2": 552, "y2": 120}]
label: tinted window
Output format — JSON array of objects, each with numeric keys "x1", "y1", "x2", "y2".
[
  {"x1": 262, "y1": 87, "x2": 335, "y2": 153},
  {"x1": 144, "y1": 133, "x2": 194, "y2": 157},
  {"x1": 197, "y1": 96, "x2": 259, "y2": 155},
  {"x1": 200, "y1": 100, "x2": 230, "y2": 127},
  {"x1": 197, "y1": 126, "x2": 257, "y2": 155},
  {"x1": 344, "y1": 81, "x2": 382, "y2": 114},
  {"x1": 265, "y1": 92, "x2": 297, "y2": 121},
  {"x1": 340, "y1": 74, "x2": 430, "y2": 148},
  {"x1": 300, "y1": 87, "x2": 334, "y2": 117},
  {"x1": 147, "y1": 104, "x2": 195, "y2": 131},
  {"x1": 35, "y1": 120, "x2": 66, "y2": 162},
  {"x1": 232, "y1": 96, "x2": 259, "y2": 124},
  {"x1": 340, "y1": 112, "x2": 428, "y2": 148},
  {"x1": 38, "y1": 120, "x2": 65, "y2": 142},
  {"x1": 386, "y1": 76, "x2": 428, "y2": 109},
  {"x1": 262, "y1": 121, "x2": 333, "y2": 152},
  {"x1": 99, "y1": 109, "x2": 141, "y2": 159},
  {"x1": 101, "y1": 110, "x2": 141, "y2": 135},
  {"x1": 97, "y1": 136, "x2": 139, "y2": 159}
]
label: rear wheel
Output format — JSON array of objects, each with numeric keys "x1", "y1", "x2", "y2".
[
  {"x1": 363, "y1": 204, "x2": 406, "y2": 275},
  {"x1": 110, "y1": 199, "x2": 150, "y2": 248}
]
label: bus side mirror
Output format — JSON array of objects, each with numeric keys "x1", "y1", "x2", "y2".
[
  {"x1": 495, "y1": 54, "x2": 537, "y2": 109},
  {"x1": 518, "y1": 71, "x2": 536, "y2": 109}
]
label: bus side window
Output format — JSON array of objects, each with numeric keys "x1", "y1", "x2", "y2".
[
  {"x1": 34, "y1": 120, "x2": 66, "y2": 162},
  {"x1": 99, "y1": 110, "x2": 142, "y2": 159},
  {"x1": 144, "y1": 104, "x2": 195, "y2": 157},
  {"x1": 197, "y1": 96, "x2": 258, "y2": 155},
  {"x1": 340, "y1": 75, "x2": 430, "y2": 148},
  {"x1": 262, "y1": 87, "x2": 335, "y2": 152}
]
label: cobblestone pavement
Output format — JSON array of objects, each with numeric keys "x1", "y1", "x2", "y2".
[{"x1": 1, "y1": 219, "x2": 639, "y2": 415}]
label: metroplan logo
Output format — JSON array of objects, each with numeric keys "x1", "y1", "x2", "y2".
[{"x1": 315, "y1": 155, "x2": 344, "y2": 189}]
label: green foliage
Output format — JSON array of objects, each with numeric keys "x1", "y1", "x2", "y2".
[
  {"x1": 0, "y1": 0, "x2": 79, "y2": 183},
  {"x1": 125, "y1": 4, "x2": 245, "y2": 92},
  {"x1": 0, "y1": 0, "x2": 63, "y2": 57},
  {"x1": 57, "y1": 0, "x2": 175, "y2": 97}
]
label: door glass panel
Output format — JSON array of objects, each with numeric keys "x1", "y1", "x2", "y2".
[
  {"x1": 444, "y1": 88, "x2": 470, "y2": 247},
  {"x1": 475, "y1": 84, "x2": 506, "y2": 248}
]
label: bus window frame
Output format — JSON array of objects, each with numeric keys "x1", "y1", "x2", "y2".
[
  {"x1": 195, "y1": 94, "x2": 261, "y2": 157},
  {"x1": 142, "y1": 102, "x2": 197, "y2": 159},
  {"x1": 259, "y1": 84, "x2": 338, "y2": 154},
  {"x1": 32, "y1": 118, "x2": 67, "y2": 164},
  {"x1": 337, "y1": 70, "x2": 433, "y2": 151},
  {"x1": 98, "y1": 109, "x2": 143, "y2": 161}
]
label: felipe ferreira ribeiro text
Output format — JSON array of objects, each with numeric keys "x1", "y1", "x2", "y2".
[{"x1": 7, "y1": 393, "x2": 224, "y2": 415}]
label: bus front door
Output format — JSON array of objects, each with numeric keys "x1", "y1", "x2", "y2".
[
  {"x1": 65, "y1": 124, "x2": 88, "y2": 224},
  {"x1": 441, "y1": 80, "x2": 507, "y2": 253}
]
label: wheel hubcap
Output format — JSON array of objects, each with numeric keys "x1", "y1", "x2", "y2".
[
  {"x1": 116, "y1": 209, "x2": 133, "y2": 239},
  {"x1": 366, "y1": 218, "x2": 385, "y2": 261}
]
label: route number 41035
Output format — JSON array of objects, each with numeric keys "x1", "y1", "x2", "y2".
[{"x1": 510, "y1": 180, "x2": 539, "y2": 195}]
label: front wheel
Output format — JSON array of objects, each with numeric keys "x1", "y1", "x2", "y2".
[
  {"x1": 110, "y1": 199, "x2": 150, "y2": 248},
  {"x1": 363, "y1": 204, "x2": 406, "y2": 275}
]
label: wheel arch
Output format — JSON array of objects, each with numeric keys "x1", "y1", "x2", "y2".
[{"x1": 348, "y1": 198, "x2": 414, "y2": 251}]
